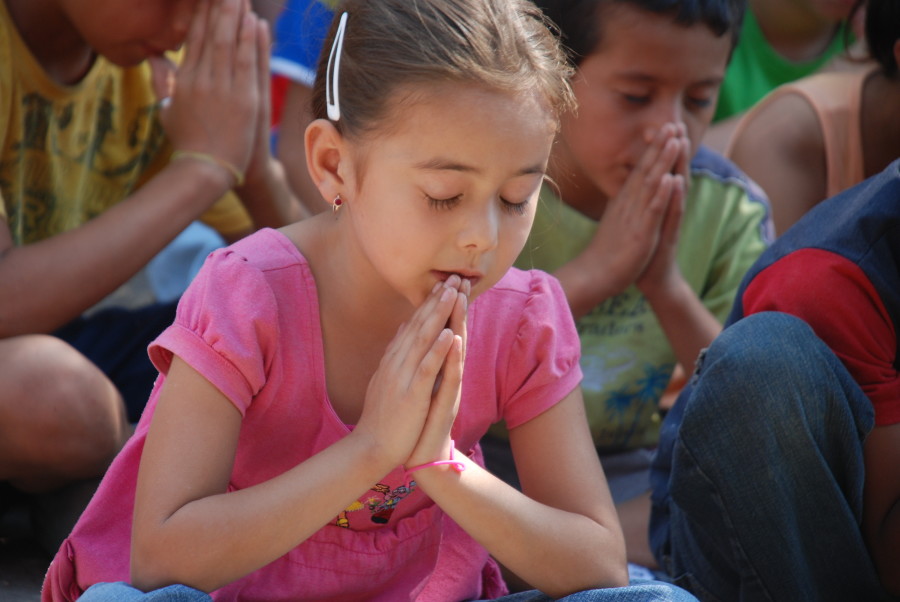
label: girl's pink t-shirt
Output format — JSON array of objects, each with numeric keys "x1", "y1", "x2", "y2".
[{"x1": 43, "y1": 228, "x2": 583, "y2": 602}]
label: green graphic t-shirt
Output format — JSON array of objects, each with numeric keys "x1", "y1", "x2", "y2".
[{"x1": 515, "y1": 147, "x2": 772, "y2": 452}]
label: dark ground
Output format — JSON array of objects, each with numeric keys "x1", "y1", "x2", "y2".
[{"x1": 0, "y1": 505, "x2": 50, "y2": 602}]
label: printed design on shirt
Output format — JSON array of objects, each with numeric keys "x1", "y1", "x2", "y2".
[
  {"x1": 335, "y1": 482, "x2": 417, "y2": 529},
  {"x1": 576, "y1": 293, "x2": 650, "y2": 338},
  {"x1": 4, "y1": 88, "x2": 165, "y2": 244},
  {"x1": 583, "y1": 361, "x2": 674, "y2": 450}
]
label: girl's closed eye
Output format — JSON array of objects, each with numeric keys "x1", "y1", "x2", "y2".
[
  {"x1": 427, "y1": 194, "x2": 463, "y2": 210},
  {"x1": 426, "y1": 193, "x2": 530, "y2": 216},
  {"x1": 501, "y1": 196, "x2": 530, "y2": 216}
]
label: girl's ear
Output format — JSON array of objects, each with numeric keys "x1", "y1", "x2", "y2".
[{"x1": 305, "y1": 118, "x2": 347, "y2": 202}]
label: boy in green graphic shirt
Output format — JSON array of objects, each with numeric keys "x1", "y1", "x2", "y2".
[{"x1": 482, "y1": 0, "x2": 772, "y2": 572}]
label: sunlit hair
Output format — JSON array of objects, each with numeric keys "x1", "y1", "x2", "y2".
[
  {"x1": 532, "y1": 0, "x2": 746, "y2": 67},
  {"x1": 310, "y1": 0, "x2": 575, "y2": 140}
]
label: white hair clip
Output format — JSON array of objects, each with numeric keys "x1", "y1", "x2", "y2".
[{"x1": 326, "y1": 12, "x2": 349, "y2": 122}]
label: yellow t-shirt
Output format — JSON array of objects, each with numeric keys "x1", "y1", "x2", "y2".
[{"x1": 0, "y1": 1, "x2": 251, "y2": 246}]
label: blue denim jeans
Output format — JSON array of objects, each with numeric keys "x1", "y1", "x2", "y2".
[
  {"x1": 650, "y1": 312, "x2": 894, "y2": 602},
  {"x1": 80, "y1": 580, "x2": 695, "y2": 601},
  {"x1": 80, "y1": 582, "x2": 212, "y2": 601}
]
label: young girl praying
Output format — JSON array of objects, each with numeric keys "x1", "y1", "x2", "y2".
[{"x1": 43, "y1": 1, "x2": 697, "y2": 600}]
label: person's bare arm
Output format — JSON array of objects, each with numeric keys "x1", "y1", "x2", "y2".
[
  {"x1": 641, "y1": 273, "x2": 721, "y2": 389},
  {"x1": 414, "y1": 389, "x2": 629, "y2": 597},
  {"x1": 617, "y1": 491, "x2": 657, "y2": 568},
  {"x1": 131, "y1": 278, "x2": 464, "y2": 592},
  {"x1": 863, "y1": 422, "x2": 900, "y2": 596},
  {"x1": 130, "y1": 356, "x2": 397, "y2": 592},
  {"x1": 727, "y1": 92, "x2": 826, "y2": 237},
  {"x1": 0, "y1": 163, "x2": 234, "y2": 336},
  {"x1": 703, "y1": 113, "x2": 742, "y2": 154}
]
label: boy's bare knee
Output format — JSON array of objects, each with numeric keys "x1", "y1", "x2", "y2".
[{"x1": 0, "y1": 335, "x2": 129, "y2": 490}]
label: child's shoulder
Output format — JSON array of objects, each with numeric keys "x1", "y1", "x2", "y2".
[
  {"x1": 175, "y1": 228, "x2": 317, "y2": 333},
  {"x1": 216, "y1": 227, "x2": 308, "y2": 273},
  {"x1": 187, "y1": 228, "x2": 314, "y2": 301},
  {"x1": 487, "y1": 266, "x2": 562, "y2": 296},
  {"x1": 691, "y1": 145, "x2": 753, "y2": 184},
  {"x1": 476, "y1": 267, "x2": 570, "y2": 324},
  {"x1": 471, "y1": 267, "x2": 582, "y2": 401},
  {"x1": 690, "y1": 145, "x2": 770, "y2": 206}
]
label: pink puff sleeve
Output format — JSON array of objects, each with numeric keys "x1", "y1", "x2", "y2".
[
  {"x1": 493, "y1": 269, "x2": 583, "y2": 429},
  {"x1": 148, "y1": 247, "x2": 281, "y2": 417}
]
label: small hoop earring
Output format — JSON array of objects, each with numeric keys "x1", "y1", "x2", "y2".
[{"x1": 332, "y1": 194, "x2": 343, "y2": 214}]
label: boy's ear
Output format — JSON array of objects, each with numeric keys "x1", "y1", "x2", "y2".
[{"x1": 305, "y1": 118, "x2": 347, "y2": 202}]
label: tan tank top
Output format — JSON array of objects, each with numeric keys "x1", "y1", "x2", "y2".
[{"x1": 727, "y1": 68, "x2": 873, "y2": 198}]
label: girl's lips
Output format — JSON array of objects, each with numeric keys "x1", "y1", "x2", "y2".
[{"x1": 433, "y1": 270, "x2": 481, "y2": 288}]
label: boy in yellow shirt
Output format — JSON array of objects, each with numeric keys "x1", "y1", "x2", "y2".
[{"x1": 0, "y1": 0, "x2": 306, "y2": 548}]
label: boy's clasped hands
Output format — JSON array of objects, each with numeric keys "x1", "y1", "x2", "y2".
[
  {"x1": 590, "y1": 122, "x2": 690, "y2": 300},
  {"x1": 148, "y1": 0, "x2": 268, "y2": 191}
]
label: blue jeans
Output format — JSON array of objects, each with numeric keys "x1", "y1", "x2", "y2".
[
  {"x1": 80, "y1": 582, "x2": 212, "y2": 601},
  {"x1": 81, "y1": 580, "x2": 695, "y2": 601},
  {"x1": 650, "y1": 312, "x2": 894, "y2": 601}
]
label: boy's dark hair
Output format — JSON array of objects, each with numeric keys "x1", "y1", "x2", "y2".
[
  {"x1": 864, "y1": 0, "x2": 900, "y2": 78},
  {"x1": 532, "y1": 0, "x2": 747, "y2": 67}
]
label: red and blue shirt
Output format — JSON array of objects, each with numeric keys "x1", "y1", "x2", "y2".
[{"x1": 729, "y1": 161, "x2": 900, "y2": 426}]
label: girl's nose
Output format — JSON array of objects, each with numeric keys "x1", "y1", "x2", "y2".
[{"x1": 459, "y1": 201, "x2": 500, "y2": 252}]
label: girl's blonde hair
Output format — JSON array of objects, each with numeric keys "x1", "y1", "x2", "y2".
[{"x1": 310, "y1": 0, "x2": 576, "y2": 139}]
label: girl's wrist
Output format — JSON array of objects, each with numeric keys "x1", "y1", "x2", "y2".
[{"x1": 403, "y1": 441, "x2": 466, "y2": 485}]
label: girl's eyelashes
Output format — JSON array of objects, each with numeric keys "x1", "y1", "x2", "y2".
[
  {"x1": 501, "y1": 197, "x2": 529, "y2": 216},
  {"x1": 427, "y1": 194, "x2": 462, "y2": 210},
  {"x1": 426, "y1": 194, "x2": 530, "y2": 215}
]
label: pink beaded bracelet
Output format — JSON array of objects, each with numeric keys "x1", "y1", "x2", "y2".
[{"x1": 404, "y1": 440, "x2": 466, "y2": 484}]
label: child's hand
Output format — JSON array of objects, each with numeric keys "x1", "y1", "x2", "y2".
[
  {"x1": 153, "y1": 0, "x2": 262, "y2": 183},
  {"x1": 355, "y1": 277, "x2": 466, "y2": 471},
  {"x1": 585, "y1": 123, "x2": 686, "y2": 295},
  {"x1": 404, "y1": 279, "x2": 469, "y2": 470},
  {"x1": 636, "y1": 131, "x2": 690, "y2": 298},
  {"x1": 236, "y1": 15, "x2": 274, "y2": 189}
]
